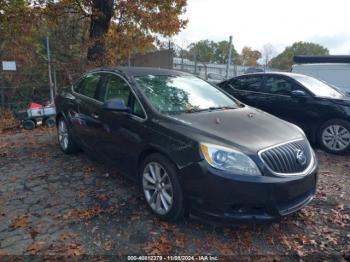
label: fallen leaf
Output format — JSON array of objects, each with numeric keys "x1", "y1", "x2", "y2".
[
  {"x1": 143, "y1": 236, "x2": 173, "y2": 255},
  {"x1": 11, "y1": 215, "x2": 30, "y2": 229},
  {"x1": 0, "y1": 250, "x2": 8, "y2": 257},
  {"x1": 27, "y1": 227, "x2": 39, "y2": 238},
  {"x1": 27, "y1": 242, "x2": 45, "y2": 255},
  {"x1": 66, "y1": 244, "x2": 85, "y2": 256},
  {"x1": 63, "y1": 207, "x2": 104, "y2": 220},
  {"x1": 104, "y1": 240, "x2": 113, "y2": 251},
  {"x1": 59, "y1": 232, "x2": 78, "y2": 241}
]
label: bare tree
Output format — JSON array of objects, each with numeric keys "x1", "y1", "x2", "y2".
[{"x1": 261, "y1": 43, "x2": 277, "y2": 70}]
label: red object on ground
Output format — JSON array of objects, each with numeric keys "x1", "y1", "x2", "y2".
[{"x1": 29, "y1": 103, "x2": 43, "y2": 109}]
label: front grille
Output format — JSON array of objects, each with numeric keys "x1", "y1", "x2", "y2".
[{"x1": 260, "y1": 140, "x2": 312, "y2": 174}]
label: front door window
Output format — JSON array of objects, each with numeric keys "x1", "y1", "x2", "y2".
[{"x1": 265, "y1": 76, "x2": 295, "y2": 96}]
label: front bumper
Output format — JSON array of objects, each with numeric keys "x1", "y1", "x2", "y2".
[{"x1": 180, "y1": 160, "x2": 318, "y2": 223}]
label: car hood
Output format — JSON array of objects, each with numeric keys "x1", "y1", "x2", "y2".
[
  {"x1": 165, "y1": 106, "x2": 304, "y2": 154},
  {"x1": 321, "y1": 95, "x2": 350, "y2": 107}
]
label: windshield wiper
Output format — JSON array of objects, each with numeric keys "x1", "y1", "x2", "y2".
[
  {"x1": 207, "y1": 106, "x2": 237, "y2": 111},
  {"x1": 185, "y1": 106, "x2": 236, "y2": 113},
  {"x1": 185, "y1": 108, "x2": 208, "y2": 113}
]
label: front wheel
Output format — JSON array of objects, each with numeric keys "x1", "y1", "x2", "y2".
[
  {"x1": 140, "y1": 153, "x2": 184, "y2": 221},
  {"x1": 318, "y1": 119, "x2": 350, "y2": 154},
  {"x1": 57, "y1": 117, "x2": 79, "y2": 154}
]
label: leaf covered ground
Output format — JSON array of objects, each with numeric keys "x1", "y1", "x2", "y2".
[{"x1": 0, "y1": 128, "x2": 349, "y2": 261}]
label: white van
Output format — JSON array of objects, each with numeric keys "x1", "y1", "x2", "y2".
[{"x1": 292, "y1": 63, "x2": 350, "y2": 94}]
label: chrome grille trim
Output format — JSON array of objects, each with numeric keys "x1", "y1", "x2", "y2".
[{"x1": 258, "y1": 139, "x2": 316, "y2": 177}]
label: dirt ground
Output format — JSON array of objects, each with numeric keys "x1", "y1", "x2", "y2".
[{"x1": 0, "y1": 128, "x2": 349, "y2": 261}]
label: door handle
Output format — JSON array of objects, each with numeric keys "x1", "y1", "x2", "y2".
[{"x1": 91, "y1": 113, "x2": 99, "y2": 119}]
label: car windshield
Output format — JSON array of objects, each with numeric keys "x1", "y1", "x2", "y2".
[
  {"x1": 134, "y1": 75, "x2": 238, "y2": 113},
  {"x1": 293, "y1": 74, "x2": 344, "y2": 99}
]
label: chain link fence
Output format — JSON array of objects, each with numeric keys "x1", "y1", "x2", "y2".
[
  {"x1": 0, "y1": 58, "x2": 90, "y2": 111},
  {"x1": 0, "y1": 48, "x2": 278, "y2": 111},
  {"x1": 173, "y1": 57, "x2": 273, "y2": 81},
  {"x1": 0, "y1": 72, "x2": 48, "y2": 111}
]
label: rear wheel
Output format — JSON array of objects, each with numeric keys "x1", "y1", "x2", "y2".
[
  {"x1": 44, "y1": 117, "x2": 56, "y2": 127},
  {"x1": 57, "y1": 118, "x2": 79, "y2": 154},
  {"x1": 318, "y1": 119, "x2": 350, "y2": 154},
  {"x1": 23, "y1": 120, "x2": 36, "y2": 130},
  {"x1": 141, "y1": 153, "x2": 184, "y2": 221}
]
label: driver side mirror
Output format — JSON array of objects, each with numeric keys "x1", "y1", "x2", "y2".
[
  {"x1": 103, "y1": 99, "x2": 130, "y2": 112},
  {"x1": 291, "y1": 90, "x2": 308, "y2": 98}
]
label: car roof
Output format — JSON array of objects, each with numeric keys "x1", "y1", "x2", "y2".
[
  {"x1": 89, "y1": 67, "x2": 192, "y2": 77},
  {"x1": 238, "y1": 72, "x2": 306, "y2": 78}
]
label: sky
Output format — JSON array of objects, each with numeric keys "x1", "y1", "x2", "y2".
[{"x1": 173, "y1": 0, "x2": 350, "y2": 55}]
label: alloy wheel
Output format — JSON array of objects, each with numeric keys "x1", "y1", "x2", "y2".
[
  {"x1": 322, "y1": 124, "x2": 350, "y2": 151},
  {"x1": 142, "y1": 162, "x2": 174, "y2": 215},
  {"x1": 58, "y1": 120, "x2": 69, "y2": 150}
]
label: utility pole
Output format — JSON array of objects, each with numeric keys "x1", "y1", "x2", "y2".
[
  {"x1": 0, "y1": 76, "x2": 4, "y2": 109},
  {"x1": 46, "y1": 36, "x2": 54, "y2": 104},
  {"x1": 225, "y1": 36, "x2": 233, "y2": 79},
  {"x1": 0, "y1": 63, "x2": 4, "y2": 109},
  {"x1": 0, "y1": 52, "x2": 4, "y2": 109},
  {"x1": 194, "y1": 48, "x2": 198, "y2": 75},
  {"x1": 53, "y1": 69, "x2": 58, "y2": 97},
  {"x1": 180, "y1": 49, "x2": 184, "y2": 71}
]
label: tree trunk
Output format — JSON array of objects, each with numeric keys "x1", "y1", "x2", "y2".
[{"x1": 87, "y1": 0, "x2": 114, "y2": 62}]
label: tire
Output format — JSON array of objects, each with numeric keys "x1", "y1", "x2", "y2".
[
  {"x1": 23, "y1": 120, "x2": 36, "y2": 130},
  {"x1": 140, "y1": 153, "x2": 184, "y2": 221},
  {"x1": 318, "y1": 119, "x2": 350, "y2": 154},
  {"x1": 44, "y1": 117, "x2": 56, "y2": 128},
  {"x1": 57, "y1": 117, "x2": 80, "y2": 154}
]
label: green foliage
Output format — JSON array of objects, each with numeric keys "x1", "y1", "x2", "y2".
[
  {"x1": 270, "y1": 41, "x2": 329, "y2": 70},
  {"x1": 186, "y1": 39, "x2": 239, "y2": 64},
  {"x1": 214, "y1": 41, "x2": 239, "y2": 64},
  {"x1": 187, "y1": 40, "x2": 216, "y2": 63}
]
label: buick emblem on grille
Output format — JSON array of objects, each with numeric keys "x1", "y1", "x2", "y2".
[{"x1": 295, "y1": 149, "x2": 307, "y2": 165}]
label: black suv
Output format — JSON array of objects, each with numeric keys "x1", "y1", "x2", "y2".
[{"x1": 219, "y1": 72, "x2": 350, "y2": 154}]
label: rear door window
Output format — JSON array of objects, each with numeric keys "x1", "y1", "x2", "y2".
[{"x1": 230, "y1": 76, "x2": 264, "y2": 92}]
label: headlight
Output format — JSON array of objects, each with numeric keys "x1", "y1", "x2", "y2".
[{"x1": 200, "y1": 143, "x2": 261, "y2": 176}]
